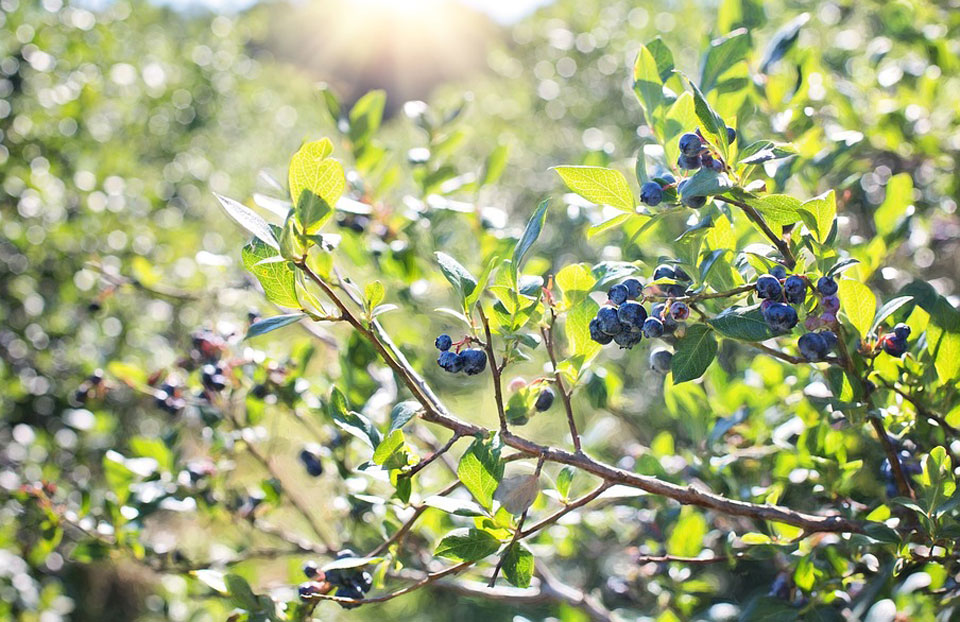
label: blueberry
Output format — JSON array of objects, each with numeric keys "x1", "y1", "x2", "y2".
[
  {"x1": 677, "y1": 154, "x2": 702, "y2": 170},
  {"x1": 681, "y1": 193, "x2": 706, "y2": 208},
  {"x1": 820, "y1": 311, "x2": 837, "y2": 324},
  {"x1": 589, "y1": 318, "x2": 614, "y2": 345},
  {"x1": 608, "y1": 284, "x2": 629, "y2": 305},
  {"x1": 770, "y1": 265, "x2": 787, "y2": 279},
  {"x1": 678, "y1": 133, "x2": 702, "y2": 157},
  {"x1": 204, "y1": 374, "x2": 228, "y2": 392},
  {"x1": 725, "y1": 126, "x2": 737, "y2": 144},
  {"x1": 821, "y1": 295, "x2": 840, "y2": 313},
  {"x1": 663, "y1": 283, "x2": 687, "y2": 297},
  {"x1": 670, "y1": 302, "x2": 689, "y2": 321},
  {"x1": 763, "y1": 302, "x2": 799, "y2": 333},
  {"x1": 756, "y1": 274, "x2": 783, "y2": 300},
  {"x1": 672, "y1": 266, "x2": 692, "y2": 282},
  {"x1": 880, "y1": 335, "x2": 907, "y2": 357},
  {"x1": 893, "y1": 323, "x2": 911, "y2": 340},
  {"x1": 618, "y1": 301, "x2": 647, "y2": 328},
  {"x1": 798, "y1": 332, "x2": 828, "y2": 361},
  {"x1": 817, "y1": 276, "x2": 838, "y2": 296},
  {"x1": 622, "y1": 278, "x2": 642, "y2": 299},
  {"x1": 640, "y1": 181, "x2": 664, "y2": 206},
  {"x1": 299, "y1": 581, "x2": 322, "y2": 600},
  {"x1": 596, "y1": 307, "x2": 624, "y2": 335},
  {"x1": 435, "y1": 334, "x2": 452, "y2": 351},
  {"x1": 653, "y1": 265, "x2": 676, "y2": 281},
  {"x1": 303, "y1": 561, "x2": 321, "y2": 579},
  {"x1": 820, "y1": 330, "x2": 838, "y2": 350},
  {"x1": 661, "y1": 173, "x2": 676, "y2": 185},
  {"x1": 437, "y1": 351, "x2": 464, "y2": 373},
  {"x1": 642, "y1": 317, "x2": 664, "y2": 338},
  {"x1": 535, "y1": 388, "x2": 555, "y2": 411},
  {"x1": 299, "y1": 448, "x2": 324, "y2": 477},
  {"x1": 460, "y1": 349, "x2": 487, "y2": 375},
  {"x1": 613, "y1": 329, "x2": 642, "y2": 349},
  {"x1": 649, "y1": 348, "x2": 673, "y2": 373},
  {"x1": 650, "y1": 303, "x2": 666, "y2": 319},
  {"x1": 783, "y1": 275, "x2": 807, "y2": 304},
  {"x1": 357, "y1": 571, "x2": 373, "y2": 592},
  {"x1": 706, "y1": 157, "x2": 724, "y2": 172}
]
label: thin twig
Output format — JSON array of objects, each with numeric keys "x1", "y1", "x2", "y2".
[
  {"x1": 719, "y1": 195, "x2": 796, "y2": 269},
  {"x1": 367, "y1": 480, "x2": 460, "y2": 557},
  {"x1": 478, "y1": 305, "x2": 509, "y2": 434},
  {"x1": 541, "y1": 312, "x2": 581, "y2": 452}
]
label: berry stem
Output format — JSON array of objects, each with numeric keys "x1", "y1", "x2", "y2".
[
  {"x1": 541, "y1": 311, "x2": 582, "y2": 453},
  {"x1": 477, "y1": 306, "x2": 509, "y2": 434},
  {"x1": 719, "y1": 195, "x2": 797, "y2": 269}
]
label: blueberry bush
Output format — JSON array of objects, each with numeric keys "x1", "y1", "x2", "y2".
[{"x1": 4, "y1": 1, "x2": 960, "y2": 622}]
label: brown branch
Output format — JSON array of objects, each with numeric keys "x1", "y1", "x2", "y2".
[
  {"x1": 541, "y1": 312, "x2": 581, "y2": 452},
  {"x1": 520, "y1": 481, "x2": 613, "y2": 538},
  {"x1": 367, "y1": 480, "x2": 460, "y2": 558},
  {"x1": 294, "y1": 260, "x2": 865, "y2": 535},
  {"x1": 478, "y1": 305, "x2": 508, "y2": 434},
  {"x1": 719, "y1": 195, "x2": 796, "y2": 269},
  {"x1": 404, "y1": 431, "x2": 460, "y2": 480},
  {"x1": 646, "y1": 283, "x2": 756, "y2": 303},
  {"x1": 303, "y1": 560, "x2": 475, "y2": 605}
]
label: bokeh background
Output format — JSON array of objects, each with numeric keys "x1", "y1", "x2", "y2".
[{"x1": 2, "y1": 0, "x2": 959, "y2": 620}]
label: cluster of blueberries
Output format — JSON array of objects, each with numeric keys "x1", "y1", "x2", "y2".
[
  {"x1": 434, "y1": 334, "x2": 487, "y2": 375},
  {"x1": 588, "y1": 266, "x2": 691, "y2": 351},
  {"x1": 756, "y1": 267, "x2": 840, "y2": 362},
  {"x1": 299, "y1": 551, "x2": 373, "y2": 607},
  {"x1": 638, "y1": 127, "x2": 737, "y2": 210}
]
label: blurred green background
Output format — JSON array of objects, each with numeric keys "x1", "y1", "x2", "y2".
[{"x1": 2, "y1": 0, "x2": 959, "y2": 620}]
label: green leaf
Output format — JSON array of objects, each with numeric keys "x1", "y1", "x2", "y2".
[
  {"x1": 288, "y1": 138, "x2": 346, "y2": 232},
  {"x1": 480, "y1": 144, "x2": 510, "y2": 188},
  {"x1": 555, "y1": 466, "x2": 575, "y2": 499},
  {"x1": 513, "y1": 200, "x2": 549, "y2": 270},
  {"x1": 553, "y1": 166, "x2": 635, "y2": 212},
  {"x1": 738, "y1": 141, "x2": 797, "y2": 165},
  {"x1": 700, "y1": 28, "x2": 750, "y2": 93},
  {"x1": 465, "y1": 255, "x2": 501, "y2": 309},
  {"x1": 242, "y1": 238, "x2": 299, "y2": 308},
  {"x1": 421, "y1": 496, "x2": 486, "y2": 517},
  {"x1": 225, "y1": 574, "x2": 259, "y2": 611},
  {"x1": 632, "y1": 43, "x2": 664, "y2": 121},
  {"x1": 245, "y1": 313, "x2": 306, "y2": 340},
  {"x1": 709, "y1": 305, "x2": 774, "y2": 341},
  {"x1": 685, "y1": 77, "x2": 728, "y2": 154},
  {"x1": 348, "y1": 90, "x2": 386, "y2": 146},
  {"x1": 740, "y1": 596, "x2": 800, "y2": 622},
  {"x1": 555, "y1": 263, "x2": 596, "y2": 307},
  {"x1": 565, "y1": 297, "x2": 603, "y2": 371},
  {"x1": 671, "y1": 324, "x2": 718, "y2": 383},
  {"x1": 372, "y1": 430, "x2": 405, "y2": 466},
  {"x1": 493, "y1": 474, "x2": 539, "y2": 515},
  {"x1": 435, "y1": 528, "x2": 501, "y2": 562},
  {"x1": 875, "y1": 172, "x2": 913, "y2": 237},
  {"x1": 870, "y1": 296, "x2": 914, "y2": 334},
  {"x1": 837, "y1": 279, "x2": 876, "y2": 338},
  {"x1": 646, "y1": 37, "x2": 675, "y2": 82},
  {"x1": 680, "y1": 168, "x2": 734, "y2": 198},
  {"x1": 365, "y1": 280, "x2": 385, "y2": 310},
  {"x1": 502, "y1": 542, "x2": 535, "y2": 588},
  {"x1": 752, "y1": 194, "x2": 803, "y2": 226},
  {"x1": 328, "y1": 387, "x2": 382, "y2": 450},
  {"x1": 193, "y1": 569, "x2": 227, "y2": 594},
  {"x1": 389, "y1": 401, "x2": 421, "y2": 433},
  {"x1": 215, "y1": 193, "x2": 279, "y2": 250},
  {"x1": 666, "y1": 508, "x2": 707, "y2": 556},
  {"x1": 435, "y1": 252, "x2": 478, "y2": 301},
  {"x1": 457, "y1": 435, "x2": 504, "y2": 509},
  {"x1": 800, "y1": 190, "x2": 836, "y2": 243}
]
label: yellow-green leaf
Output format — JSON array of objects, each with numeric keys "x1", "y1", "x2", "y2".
[
  {"x1": 837, "y1": 279, "x2": 876, "y2": 338},
  {"x1": 553, "y1": 166, "x2": 635, "y2": 212}
]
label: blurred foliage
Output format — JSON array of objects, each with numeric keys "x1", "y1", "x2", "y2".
[{"x1": 1, "y1": 0, "x2": 959, "y2": 621}]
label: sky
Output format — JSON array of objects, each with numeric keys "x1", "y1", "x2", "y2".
[{"x1": 149, "y1": 0, "x2": 554, "y2": 23}]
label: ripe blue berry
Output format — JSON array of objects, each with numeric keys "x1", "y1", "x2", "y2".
[
  {"x1": 460, "y1": 349, "x2": 487, "y2": 375},
  {"x1": 677, "y1": 154, "x2": 702, "y2": 170},
  {"x1": 299, "y1": 582, "x2": 322, "y2": 600},
  {"x1": 653, "y1": 265, "x2": 676, "y2": 280},
  {"x1": 880, "y1": 334, "x2": 907, "y2": 357},
  {"x1": 303, "y1": 561, "x2": 321, "y2": 579},
  {"x1": 661, "y1": 173, "x2": 676, "y2": 185},
  {"x1": 770, "y1": 265, "x2": 787, "y2": 279},
  {"x1": 596, "y1": 307, "x2": 623, "y2": 335},
  {"x1": 783, "y1": 275, "x2": 807, "y2": 304},
  {"x1": 817, "y1": 276, "x2": 838, "y2": 296},
  {"x1": 434, "y1": 334, "x2": 452, "y2": 351},
  {"x1": 299, "y1": 447, "x2": 324, "y2": 477},
  {"x1": 649, "y1": 348, "x2": 673, "y2": 373},
  {"x1": 672, "y1": 266, "x2": 692, "y2": 282},
  {"x1": 678, "y1": 133, "x2": 702, "y2": 157},
  {"x1": 756, "y1": 274, "x2": 783, "y2": 300},
  {"x1": 821, "y1": 295, "x2": 840, "y2": 313},
  {"x1": 681, "y1": 193, "x2": 707, "y2": 208},
  {"x1": 608, "y1": 284, "x2": 629, "y2": 305},
  {"x1": 670, "y1": 302, "x2": 690, "y2": 321},
  {"x1": 622, "y1": 278, "x2": 642, "y2": 299},
  {"x1": 535, "y1": 387, "x2": 555, "y2": 411},
  {"x1": 797, "y1": 332, "x2": 828, "y2": 361},
  {"x1": 642, "y1": 317, "x2": 664, "y2": 338},
  {"x1": 663, "y1": 283, "x2": 687, "y2": 297},
  {"x1": 640, "y1": 181, "x2": 664, "y2": 206},
  {"x1": 650, "y1": 302, "x2": 666, "y2": 319},
  {"x1": 437, "y1": 351, "x2": 464, "y2": 373},
  {"x1": 893, "y1": 323, "x2": 911, "y2": 340},
  {"x1": 613, "y1": 329, "x2": 642, "y2": 349},
  {"x1": 618, "y1": 301, "x2": 647, "y2": 328},
  {"x1": 763, "y1": 302, "x2": 799, "y2": 333},
  {"x1": 589, "y1": 318, "x2": 614, "y2": 344},
  {"x1": 726, "y1": 126, "x2": 737, "y2": 144}
]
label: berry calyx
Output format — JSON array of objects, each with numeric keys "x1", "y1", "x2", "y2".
[{"x1": 669, "y1": 301, "x2": 690, "y2": 321}]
